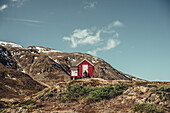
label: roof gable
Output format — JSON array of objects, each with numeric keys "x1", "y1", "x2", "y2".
[{"x1": 76, "y1": 59, "x2": 94, "y2": 66}]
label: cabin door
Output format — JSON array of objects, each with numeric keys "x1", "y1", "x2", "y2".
[{"x1": 82, "y1": 65, "x2": 88, "y2": 78}]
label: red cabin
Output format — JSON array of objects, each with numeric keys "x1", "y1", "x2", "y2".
[{"x1": 70, "y1": 59, "x2": 94, "y2": 79}]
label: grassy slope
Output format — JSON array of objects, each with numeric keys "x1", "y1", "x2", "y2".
[{"x1": 1, "y1": 78, "x2": 169, "y2": 113}]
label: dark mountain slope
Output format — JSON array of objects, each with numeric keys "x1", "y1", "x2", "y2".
[
  {"x1": 0, "y1": 44, "x2": 46, "y2": 100},
  {"x1": 29, "y1": 53, "x2": 67, "y2": 75},
  {"x1": 0, "y1": 63, "x2": 46, "y2": 99},
  {"x1": 28, "y1": 53, "x2": 70, "y2": 86},
  {"x1": 0, "y1": 46, "x2": 18, "y2": 70}
]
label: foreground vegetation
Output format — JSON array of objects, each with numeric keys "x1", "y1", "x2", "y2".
[
  {"x1": 1, "y1": 79, "x2": 169, "y2": 113},
  {"x1": 150, "y1": 85, "x2": 170, "y2": 99},
  {"x1": 16, "y1": 100, "x2": 36, "y2": 109},
  {"x1": 57, "y1": 82, "x2": 131, "y2": 103},
  {"x1": 134, "y1": 103, "x2": 164, "y2": 113}
]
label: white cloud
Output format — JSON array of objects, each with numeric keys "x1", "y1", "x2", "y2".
[
  {"x1": 112, "y1": 20, "x2": 124, "y2": 27},
  {"x1": 63, "y1": 29, "x2": 101, "y2": 48},
  {"x1": 5, "y1": 17, "x2": 42, "y2": 23},
  {"x1": 87, "y1": 50, "x2": 97, "y2": 56},
  {"x1": 105, "y1": 39, "x2": 120, "y2": 50},
  {"x1": 100, "y1": 20, "x2": 124, "y2": 35},
  {"x1": 84, "y1": 1, "x2": 97, "y2": 9},
  {"x1": 63, "y1": 20, "x2": 124, "y2": 56},
  {"x1": 87, "y1": 39, "x2": 120, "y2": 56},
  {"x1": 0, "y1": 4, "x2": 8, "y2": 11},
  {"x1": 72, "y1": 29, "x2": 90, "y2": 39}
]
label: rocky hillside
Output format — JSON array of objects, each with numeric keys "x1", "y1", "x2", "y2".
[
  {"x1": 0, "y1": 44, "x2": 46, "y2": 104},
  {"x1": 0, "y1": 41, "x2": 143, "y2": 87},
  {"x1": 1, "y1": 79, "x2": 169, "y2": 113},
  {"x1": 0, "y1": 64, "x2": 45, "y2": 99}
]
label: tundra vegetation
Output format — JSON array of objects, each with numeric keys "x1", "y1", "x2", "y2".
[
  {"x1": 57, "y1": 82, "x2": 131, "y2": 103},
  {"x1": 150, "y1": 85, "x2": 170, "y2": 98},
  {"x1": 134, "y1": 103, "x2": 164, "y2": 113}
]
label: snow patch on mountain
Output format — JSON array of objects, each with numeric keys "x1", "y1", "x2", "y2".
[
  {"x1": 5, "y1": 74, "x2": 16, "y2": 80},
  {"x1": 35, "y1": 46, "x2": 62, "y2": 53},
  {"x1": 34, "y1": 57, "x2": 38, "y2": 60},
  {"x1": 0, "y1": 41, "x2": 23, "y2": 48}
]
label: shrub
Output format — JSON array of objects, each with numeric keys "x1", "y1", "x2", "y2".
[
  {"x1": 32, "y1": 89, "x2": 45, "y2": 97},
  {"x1": 114, "y1": 83, "x2": 131, "y2": 90},
  {"x1": 57, "y1": 82, "x2": 131, "y2": 103},
  {"x1": 0, "y1": 108, "x2": 6, "y2": 113},
  {"x1": 0, "y1": 102, "x2": 8, "y2": 113},
  {"x1": 150, "y1": 85, "x2": 170, "y2": 94},
  {"x1": 86, "y1": 83, "x2": 130, "y2": 102},
  {"x1": 150, "y1": 85, "x2": 170, "y2": 99},
  {"x1": 135, "y1": 81, "x2": 149, "y2": 86},
  {"x1": 134, "y1": 103, "x2": 164, "y2": 113},
  {"x1": 16, "y1": 100, "x2": 36, "y2": 109},
  {"x1": 58, "y1": 83, "x2": 89, "y2": 102},
  {"x1": 45, "y1": 92, "x2": 57, "y2": 97}
]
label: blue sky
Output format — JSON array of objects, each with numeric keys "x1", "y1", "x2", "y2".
[{"x1": 0, "y1": 0, "x2": 170, "y2": 81}]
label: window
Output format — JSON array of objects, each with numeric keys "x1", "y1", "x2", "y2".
[{"x1": 89, "y1": 65, "x2": 91, "y2": 67}]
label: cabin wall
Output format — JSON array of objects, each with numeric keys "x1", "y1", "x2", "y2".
[{"x1": 78, "y1": 60, "x2": 93, "y2": 78}]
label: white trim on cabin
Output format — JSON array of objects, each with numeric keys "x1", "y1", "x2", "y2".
[{"x1": 76, "y1": 59, "x2": 94, "y2": 66}]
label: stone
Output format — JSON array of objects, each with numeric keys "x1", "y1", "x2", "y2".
[{"x1": 139, "y1": 86, "x2": 149, "y2": 93}]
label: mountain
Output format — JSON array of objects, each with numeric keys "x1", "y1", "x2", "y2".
[
  {"x1": 0, "y1": 46, "x2": 46, "y2": 106},
  {"x1": 0, "y1": 41, "x2": 143, "y2": 87},
  {"x1": 0, "y1": 41, "x2": 23, "y2": 48}
]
